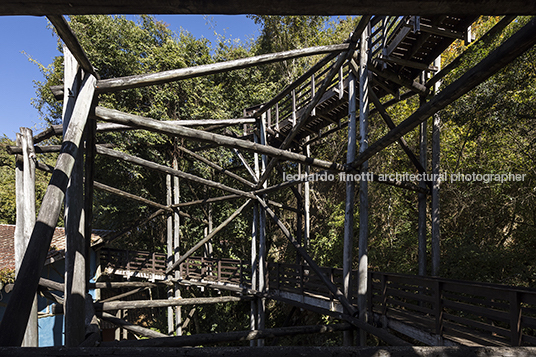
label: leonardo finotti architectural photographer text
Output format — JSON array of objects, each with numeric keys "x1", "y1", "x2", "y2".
[{"x1": 283, "y1": 172, "x2": 526, "y2": 184}]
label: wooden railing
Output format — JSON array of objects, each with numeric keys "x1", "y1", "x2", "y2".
[
  {"x1": 100, "y1": 248, "x2": 536, "y2": 346},
  {"x1": 369, "y1": 272, "x2": 536, "y2": 346}
]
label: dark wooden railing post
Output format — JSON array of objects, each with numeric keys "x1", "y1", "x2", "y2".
[
  {"x1": 434, "y1": 280, "x2": 443, "y2": 336},
  {"x1": 380, "y1": 274, "x2": 388, "y2": 316},
  {"x1": 510, "y1": 290, "x2": 522, "y2": 346},
  {"x1": 299, "y1": 264, "x2": 304, "y2": 295},
  {"x1": 367, "y1": 272, "x2": 373, "y2": 314},
  {"x1": 151, "y1": 252, "x2": 156, "y2": 274},
  {"x1": 126, "y1": 250, "x2": 130, "y2": 270}
]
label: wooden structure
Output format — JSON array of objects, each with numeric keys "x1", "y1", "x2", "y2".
[{"x1": 1, "y1": 4, "x2": 536, "y2": 353}]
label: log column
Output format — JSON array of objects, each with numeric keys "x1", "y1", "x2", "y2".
[
  {"x1": 418, "y1": 72, "x2": 428, "y2": 277},
  {"x1": 63, "y1": 45, "x2": 87, "y2": 347},
  {"x1": 343, "y1": 70, "x2": 357, "y2": 346},
  {"x1": 257, "y1": 113, "x2": 268, "y2": 347},
  {"x1": 14, "y1": 129, "x2": 38, "y2": 347},
  {"x1": 357, "y1": 24, "x2": 370, "y2": 346},
  {"x1": 173, "y1": 151, "x2": 182, "y2": 335},
  {"x1": 431, "y1": 56, "x2": 442, "y2": 277}
]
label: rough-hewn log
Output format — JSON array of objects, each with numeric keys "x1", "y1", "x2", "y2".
[
  {"x1": 95, "y1": 295, "x2": 252, "y2": 311},
  {"x1": 98, "y1": 311, "x2": 167, "y2": 339},
  {"x1": 92, "y1": 181, "x2": 207, "y2": 224},
  {"x1": 47, "y1": 15, "x2": 99, "y2": 79},
  {"x1": 98, "y1": 287, "x2": 148, "y2": 303},
  {"x1": 97, "y1": 146, "x2": 256, "y2": 199},
  {"x1": 51, "y1": 44, "x2": 349, "y2": 97},
  {"x1": 105, "y1": 323, "x2": 353, "y2": 347},
  {"x1": 39, "y1": 278, "x2": 65, "y2": 292},
  {"x1": 166, "y1": 199, "x2": 252, "y2": 273},
  {"x1": 1, "y1": 346, "x2": 536, "y2": 357},
  {"x1": 93, "y1": 107, "x2": 345, "y2": 172},
  {"x1": 3, "y1": 1, "x2": 536, "y2": 15},
  {"x1": 0, "y1": 73, "x2": 96, "y2": 347},
  {"x1": 351, "y1": 17, "x2": 536, "y2": 169}
]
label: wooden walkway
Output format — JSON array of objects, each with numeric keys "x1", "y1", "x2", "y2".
[{"x1": 99, "y1": 248, "x2": 536, "y2": 347}]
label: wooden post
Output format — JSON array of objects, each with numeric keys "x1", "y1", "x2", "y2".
[
  {"x1": 166, "y1": 174, "x2": 174, "y2": 335},
  {"x1": 15, "y1": 129, "x2": 38, "y2": 346},
  {"x1": 0, "y1": 71, "x2": 96, "y2": 347},
  {"x1": 357, "y1": 24, "x2": 370, "y2": 346},
  {"x1": 250, "y1": 203, "x2": 258, "y2": 346},
  {"x1": 173, "y1": 151, "x2": 182, "y2": 336},
  {"x1": 343, "y1": 71, "x2": 357, "y2": 346},
  {"x1": 418, "y1": 74, "x2": 428, "y2": 277},
  {"x1": 257, "y1": 114, "x2": 268, "y2": 346},
  {"x1": 303, "y1": 142, "x2": 311, "y2": 250},
  {"x1": 63, "y1": 45, "x2": 88, "y2": 347},
  {"x1": 431, "y1": 56, "x2": 442, "y2": 277}
]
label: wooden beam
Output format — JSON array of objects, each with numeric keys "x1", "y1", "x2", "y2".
[
  {"x1": 95, "y1": 295, "x2": 253, "y2": 311},
  {"x1": 368, "y1": 89, "x2": 429, "y2": 183},
  {"x1": 351, "y1": 17, "x2": 536, "y2": 169},
  {"x1": 166, "y1": 199, "x2": 252, "y2": 273},
  {"x1": 97, "y1": 146, "x2": 256, "y2": 199},
  {"x1": 47, "y1": 15, "x2": 99, "y2": 79},
  {"x1": 98, "y1": 287, "x2": 148, "y2": 303},
  {"x1": 0, "y1": 73, "x2": 96, "y2": 347},
  {"x1": 368, "y1": 61, "x2": 428, "y2": 95},
  {"x1": 93, "y1": 107, "x2": 346, "y2": 172},
  {"x1": 379, "y1": 54, "x2": 438, "y2": 72},
  {"x1": 98, "y1": 311, "x2": 168, "y2": 338},
  {"x1": 103, "y1": 323, "x2": 353, "y2": 347},
  {"x1": 3, "y1": 1, "x2": 536, "y2": 15},
  {"x1": 92, "y1": 181, "x2": 207, "y2": 224},
  {"x1": 419, "y1": 23, "x2": 465, "y2": 40},
  {"x1": 51, "y1": 44, "x2": 349, "y2": 98}
]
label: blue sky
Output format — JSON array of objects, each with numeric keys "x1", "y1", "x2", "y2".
[{"x1": 0, "y1": 15, "x2": 259, "y2": 141}]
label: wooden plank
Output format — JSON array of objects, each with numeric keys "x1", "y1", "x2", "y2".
[
  {"x1": 51, "y1": 44, "x2": 350, "y2": 98},
  {"x1": 93, "y1": 107, "x2": 346, "y2": 172},
  {"x1": 0, "y1": 73, "x2": 96, "y2": 347},
  {"x1": 351, "y1": 18, "x2": 536, "y2": 169}
]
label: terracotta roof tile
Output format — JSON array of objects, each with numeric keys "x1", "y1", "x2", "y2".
[{"x1": 0, "y1": 224, "x2": 110, "y2": 270}]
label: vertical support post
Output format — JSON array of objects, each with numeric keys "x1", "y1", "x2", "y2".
[
  {"x1": 304, "y1": 142, "x2": 311, "y2": 250},
  {"x1": 63, "y1": 45, "x2": 87, "y2": 347},
  {"x1": 343, "y1": 71, "x2": 358, "y2": 346},
  {"x1": 257, "y1": 113, "x2": 268, "y2": 347},
  {"x1": 357, "y1": 23, "x2": 371, "y2": 346},
  {"x1": 16, "y1": 129, "x2": 38, "y2": 346},
  {"x1": 295, "y1": 164, "x2": 303, "y2": 266},
  {"x1": 250, "y1": 202, "x2": 258, "y2": 347},
  {"x1": 431, "y1": 56, "x2": 442, "y2": 277},
  {"x1": 311, "y1": 75, "x2": 316, "y2": 116},
  {"x1": 418, "y1": 76, "x2": 428, "y2": 276},
  {"x1": 509, "y1": 291, "x2": 522, "y2": 346},
  {"x1": 291, "y1": 90, "x2": 297, "y2": 126},
  {"x1": 173, "y1": 148, "x2": 182, "y2": 336},
  {"x1": 84, "y1": 114, "x2": 96, "y2": 289},
  {"x1": 166, "y1": 174, "x2": 174, "y2": 335}
]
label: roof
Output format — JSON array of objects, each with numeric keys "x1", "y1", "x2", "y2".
[{"x1": 0, "y1": 224, "x2": 110, "y2": 270}]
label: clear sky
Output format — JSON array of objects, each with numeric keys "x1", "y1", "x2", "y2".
[{"x1": 0, "y1": 15, "x2": 259, "y2": 141}]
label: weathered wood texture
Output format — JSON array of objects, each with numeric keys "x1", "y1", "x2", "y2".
[
  {"x1": 0, "y1": 73, "x2": 96, "y2": 347},
  {"x1": 3, "y1": 0, "x2": 536, "y2": 15},
  {"x1": 95, "y1": 295, "x2": 252, "y2": 311},
  {"x1": 104, "y1": 323, "x2": 353, "y2": 347},
  {"x1": 51, "y1": 44, "x2": 349, "y2": 97},
  {"x1": 93, "y1": 107, "x2": 345, "y2": 171},
  {"x1": 0, "y1": 346, "x2": 535, "y2": 357},
  {"x1": 98, "y1": 311, "x2": 168, "y2": 338},
  {"x1": 47, "y1": 15, "x2": 98, "y2": 78},
  {"x1": 351, "y1": 17, "x2": 536, "y2": 169}
]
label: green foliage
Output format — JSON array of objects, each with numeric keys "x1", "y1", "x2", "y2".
[{"x1": 0, "y1": 268, "x2": 15, "y2": 284}]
